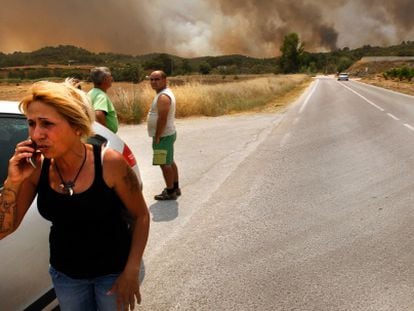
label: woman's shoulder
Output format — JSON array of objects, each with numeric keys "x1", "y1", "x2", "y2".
[
  {"x1": 100, "y1": 146, "x2": 128, "y2": 186},
  {"x1": 101, "y1": 146, "x2": 127, "y2": 170}
]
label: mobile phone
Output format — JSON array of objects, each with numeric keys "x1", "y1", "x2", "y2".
[{"x1": 26, "y1": 138, "x2": 38, "y2": 168}]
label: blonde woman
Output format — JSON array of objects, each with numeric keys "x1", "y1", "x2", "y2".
[{"x1": 0, "y1": 80, "x2": 149, "y2": 311}]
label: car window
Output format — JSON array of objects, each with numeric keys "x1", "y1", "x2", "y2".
[
  {"x1": 0, "y1": 115, "x2": 28, "y2": 187},
  {"x1": 0, "y1": 115, "x2": 112, "y2": 187}
]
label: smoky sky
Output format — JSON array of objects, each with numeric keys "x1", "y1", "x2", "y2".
[{"x1": 0, "y1": 0, "x2": 413, "y2": 57}]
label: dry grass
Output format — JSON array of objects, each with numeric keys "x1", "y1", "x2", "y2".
[
  {"x1": 0, "y1": 74, "x2": 312, "y2": 122},
  {"x1": 173, "y1": 74, "x2": 311, "y2": 117},
  {"x1": 78, "y1": 74, "x2": 312, "y2": 121},
  {"x1": 0, "y1": 82, "x2": 33, "y2": 101}
]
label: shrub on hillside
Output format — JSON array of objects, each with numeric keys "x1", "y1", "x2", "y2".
[{"x1": 384, "y1": 66, "x2": 414, "y2": 81}]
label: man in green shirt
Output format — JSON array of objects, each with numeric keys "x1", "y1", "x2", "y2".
[{"x1": 87, "y1": 67, "x2": 118, "y2": 133}]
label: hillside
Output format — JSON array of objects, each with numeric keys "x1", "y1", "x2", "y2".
[
  {"x1": 345, "y1": 56, "x2": 414, "y2": 97},
  {"x1": 0, "y1": 45, "x2": 277, "y2": 77},
  {"x1": 348, "y1": 56, "x2": 414, "y2": 77},
  {"x1": 0, "y1": 42, "x2": 414, "y2": 81}
]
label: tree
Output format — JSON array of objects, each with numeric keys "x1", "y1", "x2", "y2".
[
  {"x1": 199, "y1": 62, "x2": 212, "y2": 74},
  {"x1": 336, "y1": 56, "x2": 353, "y2": 73},
  {"x1": 8, "y1": 69, "x2": 25, "y2": 80},
  {"x1": 117, "y1": 63, "x2": 144, "y2": 83},
  {"x1": 143, "y1": 54, "x2": 174, "y2": 75},
  {"x1": 279, "y1": 33, "x2": 304, "y2": 73},
  {"x1": 181, "y1": 59, "x2": 192, "y2": 74}
]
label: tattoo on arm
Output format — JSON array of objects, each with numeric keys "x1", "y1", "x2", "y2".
[
  {"x1": 123, "y1": 166, "x2": 139, "y2": 193},
  {"x1": 0, "y1": 187, "x2": 17, "y2": 233}
]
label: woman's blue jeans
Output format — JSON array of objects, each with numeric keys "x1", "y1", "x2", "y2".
[{"x1": 49, "y1": 266, "x2": 120, "y2": 311}]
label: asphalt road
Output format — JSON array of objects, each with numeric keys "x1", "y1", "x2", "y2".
[{"x1": 119, "y1": 76, "x2": 414, "y2": 311}]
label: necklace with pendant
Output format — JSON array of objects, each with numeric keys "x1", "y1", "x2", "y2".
[{"x1": 54, "y1": 144, "x2": 87, "y2": 196}]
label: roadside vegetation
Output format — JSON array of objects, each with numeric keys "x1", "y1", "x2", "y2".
[
  {"x1": 0, "y1": 73, "x2": 312, "y2": 124},
  {"x1": 383, "y1": 66, "x2": 414, "y2": 81},
  {"x1": 108, "y1": 74, "x2": 311, "y2": 123}
]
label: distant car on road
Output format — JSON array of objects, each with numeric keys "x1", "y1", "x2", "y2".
[
  {"x1": 337, "y1": 73, "x2": 349, "y2": 81},
  {"x1": 0, "y1": 100, "x2": 142, "y2": 310}
]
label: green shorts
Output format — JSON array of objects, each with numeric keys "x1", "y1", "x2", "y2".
[{"x1": 152, "y1": 133, "x2": 176, "y2": 165}]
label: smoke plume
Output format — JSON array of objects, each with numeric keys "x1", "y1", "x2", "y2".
[{"x1": 0, "y1": 0, "x2": 413, "y2": 57}]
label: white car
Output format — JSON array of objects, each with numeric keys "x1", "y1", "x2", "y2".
[
  {"x1": 0, "y1": 101, "x2": 142, "y2": 310},
  {"x1": 337, "y1": 73, "x2": 349, "y2": 81}
]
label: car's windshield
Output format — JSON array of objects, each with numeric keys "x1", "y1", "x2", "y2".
[{"x1": 0, "y1": 115, "x2": 28, "y2": 187}]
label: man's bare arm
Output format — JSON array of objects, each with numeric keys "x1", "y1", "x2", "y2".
[{"x1": 95, "y1": 110, "x2": 107, "y2": 127}]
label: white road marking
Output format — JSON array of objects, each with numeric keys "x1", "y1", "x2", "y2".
[
  {"x1": 387, "y1": 113, "x2": 400, "y2": 121},
  {"x1": 404, "y1": 124, "x2": 414, "y2": 131},
  {"x1": 354, "y1": 80, "x2": 414, "y2": 99},
  {"x1": 340, "y1": 83, "x2": 385, "y2": 112},
  {"x1": 336, "y1": 78, "x2": 414, "y2": 136},
  {"x1": 347, "y1": 84, "x2": 414, "y2": 136},
  {"x1": 299, "y1": 79, "x2": 319, "y2": 114}
]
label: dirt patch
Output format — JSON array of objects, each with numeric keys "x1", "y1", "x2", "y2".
[
  {"x1": 349, "y1": 57, "x2": 414, "y2": 77},
  {"x1": 359, "y1": 76, "x2": 414, "y2": 96},
  {"x1": 0, "y1": 82, "x2": 33, "y2": 101}
]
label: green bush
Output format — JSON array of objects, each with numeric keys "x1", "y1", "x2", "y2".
[{"x1": 385, "y1": 66, "x2": 414, "y2": 81}]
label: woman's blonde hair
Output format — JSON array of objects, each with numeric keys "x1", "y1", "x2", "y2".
[{"x1": 19, "y1": 79, "x2": 95, "y2": 140}]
